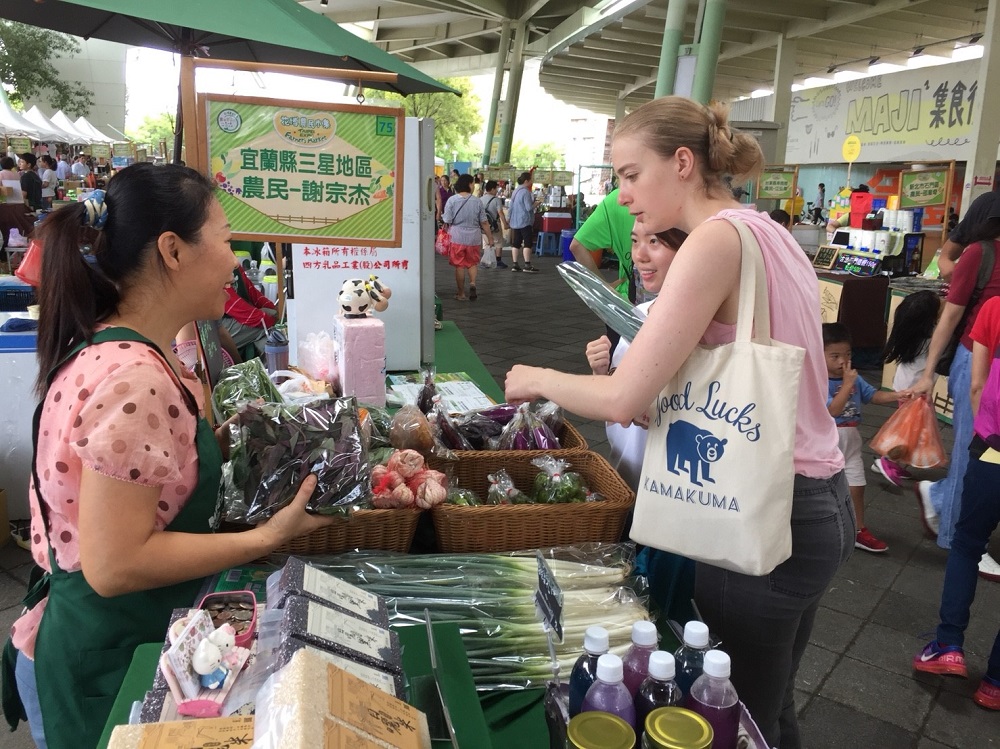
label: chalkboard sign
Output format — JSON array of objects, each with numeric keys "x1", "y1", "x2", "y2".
[
  {"x1": 195, "y1": 320, "x2": 227, "y2": 391},
  {"x1": 833, "y1": 251, "x2": 881, "y2": 276},
  {"x1": 813, "y1": 245, "x2": 840, "y2": 269}
]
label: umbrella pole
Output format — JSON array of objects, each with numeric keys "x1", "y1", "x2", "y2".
[{"x1": 172, "y1": 81, "x2": 184, "y2": 165}]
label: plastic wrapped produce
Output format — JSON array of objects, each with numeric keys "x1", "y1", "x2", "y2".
[
  {"x1": 212, "y1": 357, "x2": 284, "y2": 420},
  {"x1": 485, "y1": 468, "x2": 531, "y2": 505},
  {"x1": 497, "y1": 403, "x2": 560, "y2": 450},
  {"x1": 531, "y1": 456, "x2": 593, "y2": 504}
]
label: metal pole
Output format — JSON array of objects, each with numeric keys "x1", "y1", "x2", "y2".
[
  {"x1": 691, "y1": 0, "x2": 726, "y2": 103},
  {"x1": 483, "y1": 20, "x2": 511, "y2": 166},
  {"x1": 654, "y1": 0, "x2": 689, "y2": 98}
]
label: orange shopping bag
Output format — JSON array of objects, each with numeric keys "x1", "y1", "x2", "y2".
[
  {"x1": 14, "y1": 238, "x2": 43, "y2": 287},
  {"x1": 869, "y1": 396, "x2": 948, "y2": 469}
]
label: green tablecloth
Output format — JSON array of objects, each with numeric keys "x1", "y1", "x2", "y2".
[{"x1": 99, "y1": 321, "x2": 546, "y2": 749}]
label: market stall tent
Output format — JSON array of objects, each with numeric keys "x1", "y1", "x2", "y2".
[
  {"x1": 0, "y1": 88, "x2": 47, "y2": 141},
  {"x1": 23, "y1": 106, "x2": 87, "y2": 145},
  {"x1": 49, "y1": 111, "x2": 97, "y2": 144},
  {"x1": 73, "y1": 116, "x2": 117, "y2": 144}
]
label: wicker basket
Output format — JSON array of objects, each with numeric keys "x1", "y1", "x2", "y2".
[
  {"x1": 430, "y1": 451, "x2": 634, "y2": 553},
  {"x1": 221, "y1": 508, "x2": 422, "y2": 555}
]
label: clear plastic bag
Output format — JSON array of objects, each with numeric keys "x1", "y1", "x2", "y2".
[
  {"x1": 530, "y1": 456, "x2": 593, "y2": 504},
  {"x1": 212, "y1": 358, "x2": 284, "y2": 420},
  {"x1": 485, "y1": 468, "x2": 531, "y2": 505},
  {"x1": 233, "y1": 397, "x2": 370, "y2": 523},
  {"x1": 557, "y1": 261, "x2": 646, "y2": 342},
  {"x1": 296, "y1": 331, "x2": 340, "y2": 390},
  {"x1": 869, "y1": 395, "x2": 948, "y2": 469},
  {"x1": 431, "y1": 397, "x2": 473, "y2": 451},
  {"x1": 497, "y1": 403, "x2": 560, "y2": 450}
]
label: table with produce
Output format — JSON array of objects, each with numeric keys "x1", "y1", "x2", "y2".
[{"x1": 101, "y1": 330, "x2": 767, "y2": 749}]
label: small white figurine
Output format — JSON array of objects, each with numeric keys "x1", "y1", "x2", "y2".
[
  {"x1": 192, "y1": 638, "x2": 229, "y2": 690},
  {"x1": 208, "y1": 624, "x2": 240, "y2": 670},
  {"x1": 338, "y1": 276, "x2": 393, "y2": 317}
]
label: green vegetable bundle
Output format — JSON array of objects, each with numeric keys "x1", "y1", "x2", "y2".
[
  {"x1": 212, "y1": 358, "x2": 284, "y2": 420},
  {"x1": 305, "y1": 545, "x2": 651, "y2": 689},
  {"x1": 235, "y1": 397, "x2": 371, "y2": 522}
]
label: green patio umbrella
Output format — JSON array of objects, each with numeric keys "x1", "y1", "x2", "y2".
[{"x1": 1, "y1": 0, "x2": 455, "y2": 158}]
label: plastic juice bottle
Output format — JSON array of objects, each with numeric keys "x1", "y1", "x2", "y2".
[
  {"x1": 686, "y1": 650, "x2": 740, "y2": 749},
  {"x1": 674, "y1": 621, "x2": 710, "y2": 697},
  {"x1": 580, "y1": 653, "x2": 637, "y2": 729},
  {"x1": 568, "y1": 626, "x2": 610, "y2": 717},
  {"x1": 635, "y1": 651, "x2": 683, "y2": 741},
  {"x1": 622, "y1": 620, "x2": 659, "y2": 697}
]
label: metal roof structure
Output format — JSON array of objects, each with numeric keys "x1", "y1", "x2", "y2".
[{"x1": 311, "y1": 0, "x2": 990, "y2": 115}]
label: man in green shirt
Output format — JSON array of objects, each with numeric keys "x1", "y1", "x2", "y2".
[{"x1": 568, "y1": 189, "x2": 635, "y2": 302}]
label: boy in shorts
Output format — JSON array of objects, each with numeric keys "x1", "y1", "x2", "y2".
[{"x1": 824, "y1": 323, "x2": 911, "y2": 553}]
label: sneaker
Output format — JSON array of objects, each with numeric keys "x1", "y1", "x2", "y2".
[
  {"x1": 979, "y1": 553, "x2": 1000, "y2": 582},
  {"x1": 496, "y1": 259, "x2": 508, "y2": 269},
  {"x1": 913, "y1": 641, "x2": 968, "y2": 677},
  {"x1": 511, "y1": 264, "x2": 523, "y2": 272},
  {"x1": 523, "y1": 263, "x2": 539, "y2": 273},
  {"x1": 973, "y1": 675, "x2": 1000, "y2": 710},
  {"x1": 872, "y1": 457, "x2": 907, "y2": 487},
  {"x1": 855, "y1": 527, "x2": 888, "y2": 553},
  {"x1": 914, "y1": 481, "x2": 940, "y2": 539}
]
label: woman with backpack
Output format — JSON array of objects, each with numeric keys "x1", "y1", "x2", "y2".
[{"x1": 481, "y1": 180, "x2": 508, "y2": 269}]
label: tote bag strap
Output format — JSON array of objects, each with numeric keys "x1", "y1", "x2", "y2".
[{"x1": 722, "y1": 216, "x2": 773, "y2": 344}]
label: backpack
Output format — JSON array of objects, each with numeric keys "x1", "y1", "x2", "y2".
[{"x1": 483, "y1": 195, "x2": 501, "y2": 233}]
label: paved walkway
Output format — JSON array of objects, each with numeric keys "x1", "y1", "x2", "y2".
[{"x1": 1, "y1": 250, "x2": 996, "y2": 748}]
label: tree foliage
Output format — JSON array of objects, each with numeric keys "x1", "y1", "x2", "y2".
[
  {"x1": 0, "y1": 21, "x2": 94, "y2": 115},
  {"x1": 509, "y1": 141, "x2": 566, "y2": 170},
  {"x1": 127, "y1": 112, "x2": 176, "y2": 149},
  {"x1": 382, "y1": 77, "x2": 482, "y2": 162}
]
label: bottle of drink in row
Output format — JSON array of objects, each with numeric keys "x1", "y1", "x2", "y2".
[
  {"x1": 686, "y1": 650, "x2": 740, "y2": 749},
  {"x1": 622, "y1": 620, "x2": 659, "y2": 696},
  {"x1": 635, "y1": 650, "x2": 683, "y2": 741},
  {"x1": 580, "y1": 653, "x2": 636, "y2": 729},
  {"x1": 674, "y1": 621, "x2": 710, "y2": 696},
  {"x1": 568, "y1": 626, "x2": 609, "y2": 717}
]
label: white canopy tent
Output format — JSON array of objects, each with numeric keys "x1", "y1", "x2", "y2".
[
  {"x1": 73, "y1": 116, "x2": 117, "y2": 144},
  {"x1": 0, "y1": 87, "x2": 47, "y2": 141},
  {"x1": 50, "y1": 111, "x2": 96, "y2": 144},
  {"x1": 24, "y1": 106, "x2": 87, "y2": 144}
]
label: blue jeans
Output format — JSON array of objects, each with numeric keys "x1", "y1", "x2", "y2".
[
  {"x1": 694, "y1": 472, "x2": 854, "y2": 749},
  {"x1": 936, "y1": 439, "x2": 1000, "y2": 680},
  {"x1": 930, "y1": 343, "x2": 972, "y2": 549},
  {"x1": 15, "y1": 650, "x2": 47, "y2": 749}
]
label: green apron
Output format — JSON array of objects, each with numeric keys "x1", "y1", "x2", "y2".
[{"x1": 2, "y1": 328, "x2": 222, "y2": 748}]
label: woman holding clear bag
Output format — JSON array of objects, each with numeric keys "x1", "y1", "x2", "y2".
[{"x1": 505, "y1": 97, "x2": 851, "y2": 748}]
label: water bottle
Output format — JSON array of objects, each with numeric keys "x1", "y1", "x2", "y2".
[
  {"x1": 622, "y1": 620, "x2": 659, "y2": 696},
  {"x1": 580, "y1": 653, "x2": 636, "y2": 729},
  {"x1": 635, "y1": 651, "x2": 683, "y2": 740},
  {"x1": 674, "y1": 621, "x2": 710, "y2": 696},
  {"x1": 568, "y1": 626, "x2": 609, "y2": 717},
  {"x1": 264, "y1": 328, "x2": 289, "y2": 374},
  {"x1": 686, "y1": 650, "x2": 740, "y2": 749}
]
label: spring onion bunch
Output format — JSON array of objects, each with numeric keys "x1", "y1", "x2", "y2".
[{"x1": 308, "y1": 546, "x2": 651, "y2": 689}]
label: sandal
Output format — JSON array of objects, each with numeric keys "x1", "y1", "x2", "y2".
[
  {"x1": 455, "y1": 294, "x2": 468, "y2": 301},
  {"x1": 469, "y1": 286, "x2": 478, "y2": 301}
]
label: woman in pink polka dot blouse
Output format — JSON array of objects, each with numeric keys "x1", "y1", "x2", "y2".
[{"x1": 1, "y1": 164, "x2": 335, "y2": 749}]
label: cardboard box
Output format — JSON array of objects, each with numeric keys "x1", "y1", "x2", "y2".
[{"x1": 108, "y1": 715, "x2": 254, "y2": 749}]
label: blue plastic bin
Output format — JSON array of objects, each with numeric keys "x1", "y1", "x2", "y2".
[{"x1": 560, "y1": 229, "x2": 577, "y2": 261}]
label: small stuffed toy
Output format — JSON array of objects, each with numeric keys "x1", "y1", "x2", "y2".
[
  {"x1": 208, "y1": 624, "x2": 240, "y2": 670},
  {"x1": 193, "y1": 638, "x2": 229, "y2": 690}
]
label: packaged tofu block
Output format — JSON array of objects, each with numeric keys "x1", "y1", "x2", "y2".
[
  {"x1": 280, "y1": 594, "x2": 401, "y2": 674},
  {"x1": 108, "y1": 715, "x2": 254, "y2": 749},
  {"x1": 268, "y1": 556, "x2": 389, "y2": 626},
  {"x1": 254, "y1": 648, "x2": 431, "y2": 749},
  {"x1": 277, "y1": 637, "x2": 405, "y2": 698}
]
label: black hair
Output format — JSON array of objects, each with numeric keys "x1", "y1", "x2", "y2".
[
  {"x1": 40, "y1": 155, "x2": 55, "y2": 169},
  {"x1": 19, "y1": 153, "x2": 37, "y2": 168},
  {"x1": 0, "y1": 156, "x2": 15, "y2": 170},
  {"x1": 35, "y1": 163, "x2": 217, "y2": 395},
  {"x1": 484, "y1": 180, "x2": 498, "y2": 192},
  {"x1": 819, "y1": 183, "x2": 825, "y2": 188},
  {"x1": 516, "y1": 171, "x2": 532, "y2": 185},
  {"x1": 882, "y1": 290, "x2": 941, "y2": 365},
  {"x1": 853, "y1": 184, "x2": 870, "y2": 193},
  {"x1": 454, "y1": 174, "x2": 474, "y2": 193},
  {"x1": 654, "y1": 228, "x2": 689, "y2": 249},
  {"x1": 822, "y1": 322, "x2": 851, "y2": 347},
  {"x1": 768, "y1": 209, "x2": 791, "y2": 225}
]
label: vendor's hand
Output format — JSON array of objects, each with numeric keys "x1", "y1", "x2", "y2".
[
  {"x1": 505, "y1": 364, "x2": 545, "y2": 404},
  {"x1": 258, "y1": 475, "x2": 333, "y2": 547},
  {"x1": 586, "y1": 336, "x2": 612, "y2": 375}
]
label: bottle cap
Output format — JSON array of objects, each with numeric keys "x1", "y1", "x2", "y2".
[
  {"x1": 596, "y1": 653, "x2": 624, "y2": 683},
  {"x1": 632, "y1": 620, "x2": 658, "y2": 647},
  {"x1": 583, "y1": 626, "x2": 610, "y2": 655},
  {"x1": 702, "y1": 649, "x2": 731, "y2": 678},
  {"x1": 647, "y1": 651, "x2": 675, "y2": 680},
  {"x1": 683, "y1": 621, "x2": 710, "y2": 648}
]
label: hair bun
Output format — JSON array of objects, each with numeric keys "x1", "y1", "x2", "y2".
[{"x1": 82, "y1": 190, "x2": 109, "y2": 230}]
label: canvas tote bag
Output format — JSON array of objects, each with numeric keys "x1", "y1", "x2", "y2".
[{"x1": 630, "y1": 217, "x2": 805, "y2": 576}]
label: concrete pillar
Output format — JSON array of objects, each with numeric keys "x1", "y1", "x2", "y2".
[
  {"x1": 691, "y1": 0, "x2": 726, "y2": 104},
  {"x1": 655, "y1": 0, "x2": 689, "y2": 98},
  {"x1": 769, "y1": 36, "x2": 797, "y2": 163},
  {"x1": 959, "y1": 0, "x2": 1000, "y2": 215},
  {"x1": 482, "y1": 20, "x2": 512, "y2": 166},
  {"x1": 497, "y1": 21, "x2": 527, "y2": 164},
  {"x1": 615, "y1": 96, "x2": 626, "y2": 125}
]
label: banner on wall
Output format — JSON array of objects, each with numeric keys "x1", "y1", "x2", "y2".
[
  {"x1": 7, "y1": 137, "x2": 31, "y2": 154},
  {"x1": 786, "y1": 59, "x2": 980, "y2": 164},
  {"x1": 200, "y1": 95, "x2": 404, "y2": 245},
  {"x1": 899, "y1": 169, "x2": 948, "y2": 208},
  {"x1": 91, "y1": 143, "x2": 111, "y2": 159}
]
